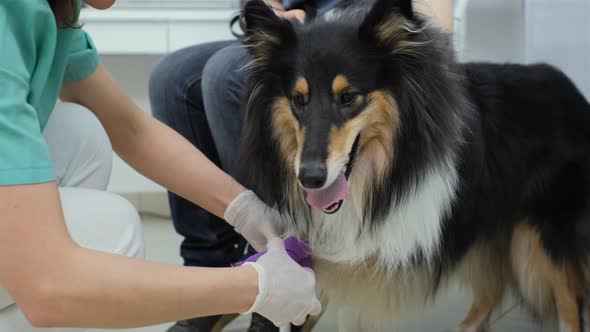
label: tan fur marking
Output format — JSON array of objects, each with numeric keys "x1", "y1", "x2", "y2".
[
  {"x1": 298, "y1": 314, "x2": 323, "y2": 332},
  {"x1": 245, "y1": 32, "x2": 282, "y2": 71},
  {"x1": 271, "y1": 97, "x2": 302, "y2": 165},
  {"x1": 457, "y1": 241, "x2": 509, "y2": 331},
  {"x1": 271, "y1": 97, "x2": 307, "y2": 211},
  {"x1": 294, "y1": 77, "x2": 309, "y2": 97},
  {"x1": 327, "y1": 121, "x2": 360, "y2": 169},
  {"x1": 375, "y1": 14, "x2": 424, "y2": 56},
  {"x1": 332, "y1": 75, "x2": 352, "y2": 95},
  {"x1": 554, "y1": 282, "x2": 581, "y2": 332},
  {"x1": 556, "y1": 263, "x2": 586, "y2": 332},
  {"x1": 360, "y1": 91, "x2": 399, "y2": 170},
  {"x1": 511, "y1": 222, "x2": 584, "y2": 331},
  {"x1": 458, "y1": 298, "x2": 496, "y2": 331},
  {"x1": 348, "y1": 91, "x2": 400, "y2": 202},
  {"x1": 256, "y1": 31, "x2": 281, "y2": 45},
  {"x1": 315, "y1": 90, "x2": 400, "y2": 209}
]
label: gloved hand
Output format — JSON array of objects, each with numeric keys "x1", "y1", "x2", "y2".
[
  {"x1": 225, "y1": 190, "x2": 281, "y2": 251},
  {"x1": 243, "y1": 238, "x2": 322, "y2": 327}
]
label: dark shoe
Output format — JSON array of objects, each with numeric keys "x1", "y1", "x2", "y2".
[
  {"x1": 247, "y1": 313, "x2": 279, "y2": 332},
  {"x1": 247, "y1": 313, "x2": 321, "y2": 332},
  {"x1": 167, "y1": 314, "x2": 238, "y2": 332}
]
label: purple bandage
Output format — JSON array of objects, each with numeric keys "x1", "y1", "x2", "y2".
[{"x1": 235, "y1": 237, "x2": 313, "y2": 269}]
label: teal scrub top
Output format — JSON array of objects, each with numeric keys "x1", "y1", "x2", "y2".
[{"x1": 0, "y1": 0, "x2": 99, "y2": 185}]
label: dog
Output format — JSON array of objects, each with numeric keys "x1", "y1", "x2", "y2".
[{"x1": 235, "y1": 0, "x2": 590, "y2": 330}]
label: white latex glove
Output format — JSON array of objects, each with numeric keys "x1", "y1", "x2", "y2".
[
  {"x1": 225, "y1": 190, "x2": 280, "y2": 251},
  {"x1": 244, "y1": 238, "x2": 322, "y2": 327}
]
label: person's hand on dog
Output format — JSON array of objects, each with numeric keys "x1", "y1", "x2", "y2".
[
  {"x1": 263, "y1": 0, "x2": 306, "y2": 23},
  {"x1": 274, "y1": 8, "x2": 306, "y2": 23},
  {"x1": 225, "y1": 190, "x2": 283, "y2": 251},
  {"x1": 242, "y1": 237, "x2": 322, "y2": 327}
]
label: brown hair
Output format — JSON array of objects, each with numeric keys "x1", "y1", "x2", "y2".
[{"x1": 47, "y1": 0, "x2": 79, "y2": 28}]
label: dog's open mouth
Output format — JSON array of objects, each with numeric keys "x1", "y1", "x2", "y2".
[{"x1": 306, "y1": 136, "x2": 360, "y2": 214}]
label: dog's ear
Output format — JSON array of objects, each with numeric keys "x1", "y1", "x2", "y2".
[
  {"x1": 242, "y1": 0, "x2": 297, "y2": 70},
  {"x1": 359, "y1": 0, "x2": 420, "y2": 54},
  {"x1": 361, "y1": 0, "x2": 414, "y2": 27},
  {"x1": 244, "y1": 0, "x2": 284, "y2": 32}
]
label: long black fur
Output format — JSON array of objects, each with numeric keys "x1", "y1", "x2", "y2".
[{"x1": 236, "y1": 0, "x2": 590, "y2": 325}]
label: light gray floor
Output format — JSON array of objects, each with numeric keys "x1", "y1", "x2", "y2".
[{"x1": 91, "y1": 216, "x2": 548, "y2": 332}]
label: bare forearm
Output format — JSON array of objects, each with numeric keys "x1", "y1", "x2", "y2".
[
  {"x1": 61, "y1": 65, "x2": 245, "y2": 218},
  {"x1": 0, "y1": 182, "x2": 257, "y2": 329},
  {"x1": 112, "y1": 109, "x2": 244, "y2": 219},
  {"x1": 43, "y1": 247, "x2": 256, "y2": 328}
]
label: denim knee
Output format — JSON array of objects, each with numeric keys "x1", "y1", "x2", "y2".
[
  {"x1": 149, "y1": 54, "x2": 184, "y2": 124},
  {"x1": 149, "y1": 41, "x2": 237, "y2": 125},
  {"x1": 201, "y1": 45, "x2": 249, "y2": 109}
]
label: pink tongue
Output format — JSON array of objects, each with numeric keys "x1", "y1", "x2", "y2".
[{"x1": 306, "y1": 172, "x2": 349, "y2": 210}]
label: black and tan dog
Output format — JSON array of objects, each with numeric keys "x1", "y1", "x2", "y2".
[{"x1": 234, "y1": 0, "x2": 590, "y2": 330}]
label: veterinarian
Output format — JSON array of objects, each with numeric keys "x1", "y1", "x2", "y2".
[
  {"x1": 149, "y1": 0, "x2": 453, "y2": 330},
  {"x1": 0, "y1": 0, "x2": 321, "y2": 330}
]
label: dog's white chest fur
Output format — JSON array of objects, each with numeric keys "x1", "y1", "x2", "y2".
[
  {"x1": 303, "y1": 164, "x2": 459, "y2": 330},
  {"x1": 307, "y1": 164, "x2": 458, "y2": 269}
]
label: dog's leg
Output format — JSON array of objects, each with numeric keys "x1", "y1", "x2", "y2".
[
  {"x1": 453, "y1": 294, "x2": 498, "y2": 332},
  {"x1": 291, "y1": 313, "x2": 324, "y2": 332},
  {"x1": 554, "y1": 289, "x2": 580, "y2": 332},
  {"x1": 453, "y1": 241, "x2": 508, "y2": 332},
  {"x1": 291, "y1": 291, "x2": 327, "y2": 332},
  {"x1": 511, "y1": 222, "x2": 585, "y2": 332},
  {"x1": 553, "y1": 278, "x2": 582, "y2": 332}
]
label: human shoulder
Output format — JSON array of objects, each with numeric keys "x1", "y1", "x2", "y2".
[{"x1": 0, "y1": 0, "x2": 56, "y2": 71}]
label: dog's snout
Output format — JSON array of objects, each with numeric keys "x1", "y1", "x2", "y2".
[{"x1": 299, "y1": 163, "x2": 327, "y2": 189}]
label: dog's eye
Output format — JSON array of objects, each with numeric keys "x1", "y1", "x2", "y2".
[
  {"x1": 292, "y1": 94, "x2": 306, "y2": 109},
  {"x1": 340, "y1": 92, "x2": 358, "y2": 106}
]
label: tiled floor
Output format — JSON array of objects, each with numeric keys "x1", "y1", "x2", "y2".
[{"x1": 91, "y1": 216, "x2": 549, "y2": 332}]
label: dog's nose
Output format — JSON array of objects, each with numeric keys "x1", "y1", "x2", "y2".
[{"x1": 299, "y1": 163, "x2": 327, "y2": 189}]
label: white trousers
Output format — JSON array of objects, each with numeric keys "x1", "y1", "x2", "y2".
[{"x1": 0, "y1": 103, "x2": 145, "y2": 332}]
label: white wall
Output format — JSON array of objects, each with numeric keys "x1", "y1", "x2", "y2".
[
  {"x1": 525, "y1": 0, "x2": 590, "y2": 99},
  {"x1": 456, "y1": 0, "x2": 590, "y2": 99}
]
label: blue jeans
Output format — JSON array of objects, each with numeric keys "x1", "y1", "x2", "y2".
[{"x1": 149, "y1": 41, "x2": 252, "y2": 267}]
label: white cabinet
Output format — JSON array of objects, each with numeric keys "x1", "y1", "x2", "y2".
[{"x1": 80, "y1": 5, "x2": 238, "y2": 54}]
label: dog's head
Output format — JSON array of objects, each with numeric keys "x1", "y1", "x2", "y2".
[{"x1": 238, "y1": 0, "x2": 464, "y2": 223}]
